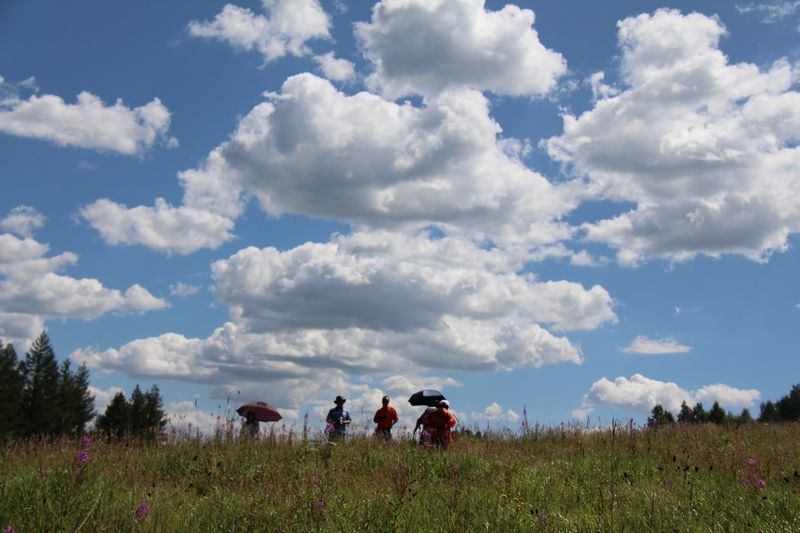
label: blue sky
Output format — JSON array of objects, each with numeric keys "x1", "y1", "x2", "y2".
[{"x1": 2, "y1": 0, "x2": 799, "y2": 433}]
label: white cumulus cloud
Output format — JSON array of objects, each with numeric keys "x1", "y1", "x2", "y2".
[
  {"x1": 471, "y1": 402, "x2": 520, "y2": 424},
  {"x1": 355, "y1": 0, "x2": 566, "y2": 98},
  {"x1": 86, "y1": 73, "x2": 577, "y2": 255},
  {"x1": 0, "y1": 206, "x2": 46, "y2": 238},
  {"x1": 169, "y1": 282, "x2": 201, "y2": 297},
  {"x1": 546, "y1": 9, "x2": 800, "y2": 265},
  {"x1": 0, "y1": 228, "x2": 167, "y2": 348},
  {"x1": 573, "y1": 373, "x2": 761, "y2": 418},
  {"x1": 623, "y1": 335, "x2": 692, "y2": 354},
  {"x1": 188, "y1": 0, "x2": 331, "y2": 62},
  {"x1": 0, "y1": 78, "x2": 174, "y2": 154},
  {"x1": 313, "y1": 52, "x2": 355, "y2": 82},
  {"x1": 71, "y1": 231, "x2": 619, "y2": 409},
  {"x1": 80, "y1": 198, "x2": 236, "y2": 256}
]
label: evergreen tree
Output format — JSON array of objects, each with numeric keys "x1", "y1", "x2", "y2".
[
  {"x1": 144, "y1": 385, "x2": 167, "y2": 436},
  {"x1": 776, "y1": 384, "x2": 800, "y2": 422},
  {"x1": 96, "y1": 391, "x2": 131, "y2": 439},
  {"x1": 647, "y1": 404, "x2": 675, "y2": 427},
  {"x1": 677, "y1": 401, "x2": 693, "y2": 424},
  {"x1": 57, "y1": 360, "x2": 95, "y2": 435},
  {"x1": 691, "y1": 402, "x2": 707, "y2": 423},
  {"x1": 708, "y1": 401, "x2": 726, "y2": 424},
  {"x1": 129, "y1": 385, "x2": 148, "y2": 436},
  {"x1": 20, "y1": 331, "x2": 61, "y2": 436},
  {"x1": 759, "y1": 400, "x2": 780, "y2": 422},
  {"x1": 0, "y1": 342, "x2": 24, "y2": 440},
  {"x1": 736, "y1": 408, "x2": 753, "y2": 423}
]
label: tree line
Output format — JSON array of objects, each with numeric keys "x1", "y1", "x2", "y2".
[
  {"x1": 0, "y1": 331, "x2": 167, "y2": 440},
  {"x1": 648, "y1": 384, "x2": 800, "y2": 427}
]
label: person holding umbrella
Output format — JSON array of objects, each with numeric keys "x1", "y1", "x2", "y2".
[
  {"x1": 373, "y1": 395, "x2": 399, "y2": 441},
  {"x1": 423, "y1": 400, "x2": 457, "y2": 449},
  {"x1": 408, "y1": 389, "x2": 446, "y2": 445},
  {"x1": 236, "y1": 401, "x2": 282, "y2": 439},
  {"x1": 242, "y1": 412, "x2": 259, "y2": 438},
  {"x1": 326, "y1": 395, "x2": 351, "y2": 441}
]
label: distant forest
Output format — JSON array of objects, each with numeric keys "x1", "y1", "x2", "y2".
[{"x1": 0, "y1": 331, "x2": 166, "y2": 441}]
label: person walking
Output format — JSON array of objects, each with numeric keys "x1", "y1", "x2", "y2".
[
  {"x1": 242, "y1": 411, "x2": 259, "y2": 439},
  {"x1": 422, "y1": 400, "x2": 457, "y2": 449},
  {"x1": 373, "y1": 395, "x2": 399, "y2": 440},
  {"x1": 325, "y1": 395, "x2": 351, "y2": 442}
]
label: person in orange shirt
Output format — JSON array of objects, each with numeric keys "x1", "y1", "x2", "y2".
[
  {"x1": 422, "y1": 400, "x2": 457, "y2": 449},
  {"x1": 373, "y1": 395, "x2": 399, "y2": 441}
]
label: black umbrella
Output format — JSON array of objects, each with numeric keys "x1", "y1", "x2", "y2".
[{"x1": 408, "y1": 389, "x2": 446, "y2": 407}]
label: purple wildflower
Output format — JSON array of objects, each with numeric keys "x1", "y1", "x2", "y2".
[
  {"x1": 81, "y1": 436, "x2": 92, "y2": 448},
  {"x1": 741, "y1": 477, "x2": 752, "y2": 487},
  {"x1": 314, "y1": 500, "x2": 326, "y2": 511},
  {"x1": 324, "y1": 423, "x2": 335, "y2": 435},
  {"x1": 746, "y1": 458, "x2": 758, "y2": 466},
  {"x1": 5, "y1": 526, "x2": 19, "y2": 533},
  {"x1": 136, "y1": 501, "x2": 150, "y2": 519},
  {"x1": 758, "y1": 478, "x2": 766, "y2": 489},
  {"x1": 74, "y1": 450, "x2": 90, "y2": 468},
  {"x1": 537, "y1": 511, "x2": 549, "y2": 522}
]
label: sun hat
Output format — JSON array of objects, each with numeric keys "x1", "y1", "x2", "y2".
[{"x1": 335, "y1": 395, "x2": 346, "y2": 404}]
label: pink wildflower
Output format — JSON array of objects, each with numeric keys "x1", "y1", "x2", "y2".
[
  {"x1": 74, "y1": 450, "x2": 90, "y2": 468},
  {"x1": 757, "y1": 478, "x2": 766, "y2": 489},
  {"x1": 5, "y1": 526, "x2": 19, "y2": 533},
  {"x1": 746, "y1": 458, "x2": 758, "y2": 466},
  {"x1": 136, "y1": 502, "x2": 150, "y2": 519},
  {"x1": 81, "y1": 436, "x2": 91, "y2": 448},
  {"x1": 314, "y1": 500, "x2": 326, "y2": 510}
]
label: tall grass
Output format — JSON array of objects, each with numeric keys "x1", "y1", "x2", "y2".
[{"x1": 2, "y1": 423, "x2": 799, "y2": 531}]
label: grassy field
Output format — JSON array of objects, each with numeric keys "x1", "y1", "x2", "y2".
[{"x1": 2, "y1": 423, "x2": 799, "y2": 532}]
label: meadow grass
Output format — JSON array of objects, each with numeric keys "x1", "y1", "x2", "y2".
[{"x1": 2, "y1": 422, "x2": 799, "y2": 532}]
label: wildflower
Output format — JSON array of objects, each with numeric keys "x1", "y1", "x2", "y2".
[
  {"x1": 537, "y1": 511, "x2": 549, "y2": 522},
  {"x1": 746, "y1": 458, "x2": 758, "y2": 466},
  {"x1": 324, "y1": 423, "x2": 335, "y2": 435},
  {"x1": 757, "y1": 478, "x2": 766, "y2": 489},
  {"x1": 81, "y1": 436, "x2": 91, "y2": 448},
  {"x1": 136, "y1": 502, "x2": 150, "y2": 519},
  {"x1": 74, "y1": 450, "x2": 90, "y2": 468},
  {"x1": 314, "y1": 500, "x2": 326, "y2": 510},
  {"x1": 5, "y1": 525, "x2": 19, "y2": 533}
]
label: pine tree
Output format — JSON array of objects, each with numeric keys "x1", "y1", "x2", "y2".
[
  {"x1": 708, "y1": 401, "x2": 726, "y2": 424},
  {"x1": 737, "y1": 408, "x2": 753, "y2": 423},
  {"x1": 647, "y1": 404, "x2": 675, "y2": 427},
  {"x1": 129, "y1": 385, "x2": 147, "y2": 436},
  {"x1": 57, "y1": 360, "x2": 95, "y2": 435},
  {"x1": 759, "y1": 400, "x2": 780, "y2": 422},
  {"x1": 20, "y1": 331, "x2": 61, "y2": 436},
  {"x1": 677, "y1": 401, "x2": 693, "y2": 423},
  {"x1": 776, "y1": 384, "x2": 800, "y2": 422},
  {"x1": 96, "y1": 391, "x2": 131, "y2": 439},
  {"x1": 0, "y1": 342, "x2": 24, "y2": 440},
  {"x1": 691, "y1": 402, "x2": 707, "y2": 423},
  {"x1": 144, "y1": 385, "x2": 167, "y2": 437}
]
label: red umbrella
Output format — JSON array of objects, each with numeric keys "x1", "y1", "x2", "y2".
[{"x1": 237, "y1": 401, "x2": 282, "y2": 422}]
